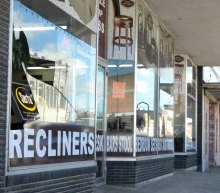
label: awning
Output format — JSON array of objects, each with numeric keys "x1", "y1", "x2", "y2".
[{"x1": 203, "y1": 83, "x2": 220, "y2": 104}]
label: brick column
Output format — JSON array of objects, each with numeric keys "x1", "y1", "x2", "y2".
[
  {"x1": 203, "y1": 95, "x2": 209, "y2": 170},
  {"x1": 0, "y1": 0, "x2": 11, "y2": 190},
  {"x1": 209, "y1": 104, "x2": 219, "y2": 167}
]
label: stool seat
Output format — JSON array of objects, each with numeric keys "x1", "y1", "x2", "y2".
[
  {"x1": 115, "y1": 15, "x2": 133, "y2": 22},
  {"x1": 114, "y1": 16, "x2": 133, "y2": 28}
]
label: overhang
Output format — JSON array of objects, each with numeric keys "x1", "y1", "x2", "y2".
[
  {"x1": 144, "y1": 0, "x2": 220, "y2": 67},
  {"x1": 203, "y1": 83, "x2": 220, "y2": 104}
]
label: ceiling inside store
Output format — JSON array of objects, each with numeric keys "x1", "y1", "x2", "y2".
[{"x1": 145, "y1": 0, "x2": 220, "y2": 67}]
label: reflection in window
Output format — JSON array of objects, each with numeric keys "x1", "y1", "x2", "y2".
[
  {"x1": 186, "y1": 60, "x2": 196, "y2": 152},
  {"x1": 187, "y1": 60, "x2": 197, "y2": 99},
  {"x1": 59, "y1": 86, "x2": 66, "y2": 109},
  {"x1": 107, "y1": 59, "x2": 134, "y2": 132},
  {"x1": 186, "y1": 97, "x2": 196, "y2": 151},
  {"x1": 159, "y1": 77, "x2": 174, "y2": 138},
  {"x1": 174, "y1": 58, "x2": 197, "y2": 152},
  {"x1": 136, "y1": 67, "x2": 157, "y2": 137},
  {"x1": 97, "y1": 66, "x2": 105, "y2": 130},
  {"x1": 11, "y1": 1, "x2": 96, "y2": 127},
  {"x1": 46, "y1": 86, "x2": 50, "y2": 106},
  {"x1": 174, "y1": 94, "x2": 185, "y2": 152},
  {"x1": 39, "y1": 83, "x2": 43, "y2": 97}
]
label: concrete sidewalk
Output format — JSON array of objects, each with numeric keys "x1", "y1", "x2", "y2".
[{"x1": 95, "y1": 167, "x2": 220, "y2": 193}]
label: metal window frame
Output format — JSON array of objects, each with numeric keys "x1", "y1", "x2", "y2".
[{"x1": 185, "y1": 55, "x2": 198, "y2": 153}]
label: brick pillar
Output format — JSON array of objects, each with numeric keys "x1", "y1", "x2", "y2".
[
  {"x1": 0, "y1": 0, "x2": 11, "y2": 190},
  {"x1": 209, "y1": 104, "x2": 219, "y2": 167},
  {"x1": 197, "y1": 66, "x2": 203, "y2": 171},
  {"x1": 203, "y1": 95, "x2": 209, "y2": 170}
]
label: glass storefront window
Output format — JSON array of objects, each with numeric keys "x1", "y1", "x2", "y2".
[
  {"x1": 174, "y1": 56, "x2": 197, "y2": 152},
  {"x1": 174, "y1": 56, "x2": 186, "y2": 152},
  {"x1": 106, "y1": 0, "x2": 136, "y2": 157},
  {"x1": 136, "y1": 0, "x2": 174, "y2": 156},
  {"x1": 10, "y1": 0, "x2": 97, "y2": 167},
  {"x1": 158, "y1": 24, "x2": 174, "y2": 155},
  {"x1": 137, "y1": 0, "x2": 159, "y2": 144},
  {"x1": 107, "y1": 60, "x2": 135, "y2": 156},
  {"x1": 136, "y1": 68, "x2": 157, "y2": 137},
  {"x1": 186, "y1": 59, "x2": 197, "y2": 152},
  {"x1": 13, "y1": 1, "x2": 96, "y2": 125},
  {"x1": 174, "y1": 94, "x2": 186, "y2": 152}
]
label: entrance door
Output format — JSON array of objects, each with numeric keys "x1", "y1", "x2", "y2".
[{"x1": 96, "y1": 63, "x2": 107, "y2": 185}]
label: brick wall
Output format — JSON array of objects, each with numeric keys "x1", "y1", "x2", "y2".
[
  {"x1": 209, "y1": 104, "x2": 219, "y2": 167},
  {"x1": 0, "y1": 0, "x2": 10, "y2": 191},
  {"x1": 5, "y1": 166, "x2": 96, "y2": 193},
  {"x1": 174, "y1": 154, "x2": 197, "y2": 169},
  {"x1": 106, "y1": 156, "x2": 174, "y2": 187}
]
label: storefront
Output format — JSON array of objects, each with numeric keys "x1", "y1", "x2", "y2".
[
  {"x1": 7, "y1": 0, "x2": 98, "y2": 192},
  {"x1": 0, "y1": 0, "x2": 178, "y2": 191},
  {"x1": 104, "y1": 0, "x2": 175, "y2": 186}
]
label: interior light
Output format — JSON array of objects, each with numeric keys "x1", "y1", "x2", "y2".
[
  {"x1": 137, "y1": 64, "x2": 144, "y2": 67},
  {"x1": 119, "y1": 64, "x2": 133, "y2": 67},
  {"x1": 108, "y1": 65, "x2": 117, "y2": 68},
  {"x1": 60, "y1": 26, "x2": 67, "y2": 29},
  {"x1": 49, "y1": 66, "x2": 66, "y2": 69},
  {"x1": 27, "y1": 67, "x2": 49, "y2": 70}
]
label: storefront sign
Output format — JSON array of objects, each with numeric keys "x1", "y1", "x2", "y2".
[
  {"x1": 136, "y1": 136, "x2": 173, "y2": 156},
  {"x1": 96, "y1": 131, "x2": 133, "y2": 156},
  {"x1": 106, "y1": 135, "x2": 133, "y2": 153},
  {"x1": 96, "y1": 131, "x2": 173, "y2": 156},
  {"x1": 175, "y1": 55, "x2": 184, "y2": 63},
  {"x1": 98, "y1": 0, "x2": 106, "y2": 58},
  {"x1": 121, "y1": 0, "x2": 134, "y2": 7},
  {"x1": 10, "y1": 121, "x2": 95, "y2": 167},
  {"x1": 11, "y1": 83, "x2": 38, "y2": 120}
]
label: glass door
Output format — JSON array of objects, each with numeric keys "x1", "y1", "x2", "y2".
[{"x1": 96, "y1": 64, "x2": 107, "y2": 185}]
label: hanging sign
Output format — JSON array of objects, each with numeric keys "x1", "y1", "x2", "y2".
[
  {"x1": 121, "y1": 0, "x2": 134, "y2": 7},
  {"x1": 175, "y1": 55, "x2": 184, "y2": 63}
]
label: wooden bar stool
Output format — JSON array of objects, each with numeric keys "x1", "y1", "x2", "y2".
[{"x1": 112, "y1": 0, "x2": 133, "y2": 60}]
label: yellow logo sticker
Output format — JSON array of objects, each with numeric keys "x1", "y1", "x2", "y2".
[{"x1": 15, "y1": 87, "x2": 37, "y2": 111}]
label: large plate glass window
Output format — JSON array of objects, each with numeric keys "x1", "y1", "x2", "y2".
[
  {"x1": 10, "y1": 0, "x2": 97, "y2": 167},
  {"x1": 136, "y1": 0, "x2": 174, "y2": 156}
]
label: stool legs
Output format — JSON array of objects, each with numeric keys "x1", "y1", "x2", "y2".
[
  {"x1": 130, "y1": 27, "x2": 132, "y2": 55},
  {"x1": 126, "y1": 28, "x2": 128, "y2": 60},
  {"x1": 112, "y1": 25, "x2": 116, "y2": 57},
  {"x1": 112, "y1": 26, "x2": 133, "y2": 59},
  {"x1": 119, "y1": 27, "x2": 121, "y2": 51}
]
